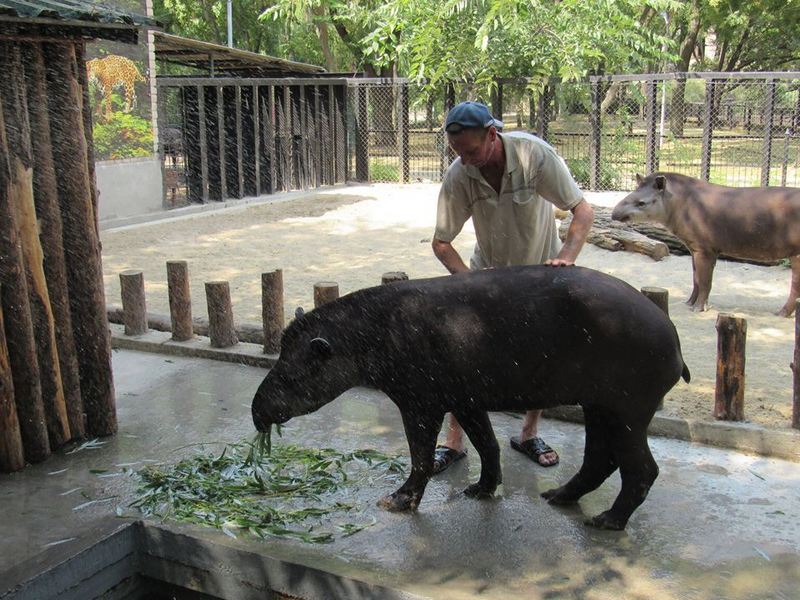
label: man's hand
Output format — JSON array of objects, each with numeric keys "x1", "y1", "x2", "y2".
[{"x1": 544, "y1": 257, "x2": 575, "y2": 267}]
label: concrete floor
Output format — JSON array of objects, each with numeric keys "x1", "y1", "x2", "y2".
[{"x1": 2, "y1": 349, "x2": 800, "y2": 600}]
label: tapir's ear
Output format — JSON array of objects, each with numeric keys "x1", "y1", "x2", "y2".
[
  {"x1": 295, "y1": 306, "x2": 305, "y2": 320},
  {"x1": 635, "y1": 173, "x2": 643, "y2": 185},
  {"x1": 654, "y1": 175, "x2": 666, "y2": 191},
  {"x1": 309, "y1": 337, "x2": 332, "y2": 358}
]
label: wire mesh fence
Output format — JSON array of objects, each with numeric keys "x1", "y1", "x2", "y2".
[{"x1": 346, "y1": 73, "x2": 800, "y2": 191}]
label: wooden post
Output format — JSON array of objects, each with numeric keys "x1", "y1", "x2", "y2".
[
  {"x1": 314, "y1": 282, "x2": 339, "y2": 307},
  {"x1": 641, "y1": 286, "x2": 669, "y2": 410},
  {"x1": 714, "y1": 313, "x2": 747, "y2": 421},
  {"x1": 24, "y1": 43, "x2": 85, "y2": 440},
  {"x1": 641, "y1": 286, "x2": 669, "y2": 317},
  {"x1": 120, "y1": 270, "x2": 148, "y2": 336},
  {"x1": 355, "y1": 84, "x2": 369, "y2": 181},
  {"x1": 167, "y1": 261, "x2": 193, "y2": 341},
  {"x1": 45, "y1": 42, "x2": 116, "y2": 438},
  {"x1": 0, "y1": 292, "x2": 25, "y2": 473},
  {"x1": 205, "y1": 281, "x2": 238, "y2": 348},
  {"x1": 793, "y1": 300, "x2": 800, "y2": 429},
  {"x1": 262, "y1": 269, "x2": 284, "y2": 354},
  {"x1": 381, "y1": 272, "x2": 409, "y2": 285},
  {"x1": 0, "y1": 42, "x2": 50, "y2": 462},
  {"x1": 761, "y1": 78, "x2": 776, "y2": 187},
  {"x1": 589, "y1": 79, "x2": 601, "y2": 191},
  {"x1": 3, "y1": 43, "x2": 71, "y2": 449}
]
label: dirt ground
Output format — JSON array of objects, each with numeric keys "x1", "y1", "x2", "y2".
[{"x1": 101, "y1": 183, "x2": 798, "y2": 432}]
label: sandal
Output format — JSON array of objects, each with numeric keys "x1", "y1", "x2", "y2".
[
  {"x1": 432, "y1": 445, "x2": 467, "y2": 475},
  {"x1": 510, "y1": 436, "x2": 559, "y2": 467}
]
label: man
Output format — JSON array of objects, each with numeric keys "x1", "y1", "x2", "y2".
[{"x1": 431, "y1": 101, "x2": 594, "y2": 473}]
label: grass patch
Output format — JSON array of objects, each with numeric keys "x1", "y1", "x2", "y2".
[{"x1": 130, "y1": 433, "x2": 406, "y2": 543}]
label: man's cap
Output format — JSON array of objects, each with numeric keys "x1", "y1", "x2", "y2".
[{"x1": 444, "y1": 101, "x2": 504, "y2": 134}]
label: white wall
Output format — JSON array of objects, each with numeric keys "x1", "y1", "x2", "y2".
[{"x1": 96, "y1": 156, "x2": 163, "y2": 222}]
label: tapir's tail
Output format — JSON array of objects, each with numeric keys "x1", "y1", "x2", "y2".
[{"x1": 681, "y1": 362, "x2": 691, "y2": 383}]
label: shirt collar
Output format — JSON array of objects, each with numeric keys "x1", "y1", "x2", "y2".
[{"x1": 461, "y1": 132, "x2": 518, "y2": 180}]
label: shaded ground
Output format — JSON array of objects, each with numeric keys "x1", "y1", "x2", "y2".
[
  {"x1": 2, "y1": 350, "x2": 799, "y2": 600},
  {"x1": 100, "y1": 183, "x2": 798, "y2": 432}
]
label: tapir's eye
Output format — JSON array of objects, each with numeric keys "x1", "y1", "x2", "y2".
[{"x1": 636, "y1": 200, "x2": 647, "y2": 207}]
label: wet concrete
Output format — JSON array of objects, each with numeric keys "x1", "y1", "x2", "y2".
[{"x1": 2, "y1": 349, "x2": 800, "y2": 599}]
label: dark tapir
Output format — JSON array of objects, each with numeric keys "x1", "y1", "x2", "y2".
[
  {"x1": 612, "y1": 172, "x2": 800, "y2": 316},
  {"x1": 252, "y1": 265, "x2": 690, "y2": 530}
]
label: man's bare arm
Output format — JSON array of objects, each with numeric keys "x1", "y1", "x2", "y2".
[
  {"x1": 546, "y1": 199, "x2": 594, "y2": 266},
  {"x1": 432, "y1": 239, "x2": 470, "y2": 274}
]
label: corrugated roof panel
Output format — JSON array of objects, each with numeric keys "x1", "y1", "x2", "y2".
[{"x1": 0, "y1": 0, "x2": 156, "y2": 26}]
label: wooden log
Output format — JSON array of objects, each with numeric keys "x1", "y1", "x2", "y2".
[
  {"x1": 120, "y1": 270, "x2": 148, "y2": 335},
  {"x1": 261, "y1": 269, "x2": 284, "y2": 354},
  {"x1": 45, "y1": 42, "x2": 116, "y2": 437},
  {"x1": 714, "y1": 313, "x2": 747, "y2": 421},
  {"x1": 381, "y1": 272, "x2": 409, "y2": 285},
  {"x1": 167, "y1": 261, "x2": 193, "y2": 341},
  {"x1": 561, "y1": 218, "x2": 668, "y2": 260},
  {"x1": 793, "y1": 300, "x2": 800, "y2": 430},
  {"x1": 205, "y1": 281, "x2": 238, "y2": 348},
  {"x1": 23, "y1": 43, "x2": 85, "y2": 440},
  {"x1": 3, "y1": 42, "x2": 70, "y2": 449},
  {"x1": 314, "y1": 282, "x2": 339, "y2": 307},
  {"x1": 0, "y1": 43, "x2": 50, "y2": 462},
  {"x1": 107, "y1": 306, "x2": 266, "y2": 344},
  {"x1": 0, "y1": 290, "x2": 25, "y2": 473}
]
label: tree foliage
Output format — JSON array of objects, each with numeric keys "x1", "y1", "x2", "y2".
[{"x1": 153, "y1": 0, "x2": 800, "y2": 80}]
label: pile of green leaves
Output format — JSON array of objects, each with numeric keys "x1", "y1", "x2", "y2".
[{"x1": 131, "y1": 432, "x2": 406, "y2": 544}]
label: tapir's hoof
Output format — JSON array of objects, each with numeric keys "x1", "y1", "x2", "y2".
[
  {"x1": 377, "y1": 491, "x2": 419, "y2": 512},
  {"x1": 463, "y1": 482, "x2": 495, "y2": 499},
  {"x1": 541, "y1": 486, "x2": 579, "y2": 505},
  {"x1": 585, "y1": 511, "x2": 627, "y2": 531},
  {"x1": 776, "y1": 307, "x2": 794, "y2": 318}
]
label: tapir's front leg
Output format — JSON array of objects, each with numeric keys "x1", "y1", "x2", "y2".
[
  {"x1": 689, "y1": 250, "x2": 717, "y2": 311},
  {"x1": 376, "y1": 409, "x2": 442, "y2": 512}
]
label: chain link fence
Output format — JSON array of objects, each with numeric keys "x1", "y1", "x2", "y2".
[{"x1": 347, "y1": 73, "x2": 800, "y2": 191}]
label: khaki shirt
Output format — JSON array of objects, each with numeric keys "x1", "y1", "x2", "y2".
[{"x1": 434, "y1": 131, "x2": 583, "y2": 268}]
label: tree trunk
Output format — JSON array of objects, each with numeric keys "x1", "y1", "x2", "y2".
[{"x1": 44, "y1": 42, "x2": 116, "y2": 438}]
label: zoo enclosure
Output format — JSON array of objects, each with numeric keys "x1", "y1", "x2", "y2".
[
  {"x1": 157, "y1": 72, "x2": 800, "y2": 205},
  {"x1": 348, "y1": 72, "x2": 800, "y2": 191}
]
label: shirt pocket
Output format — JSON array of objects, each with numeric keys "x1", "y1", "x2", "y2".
[{"x1": 510, "y1": 189, "x2": 535, "y2": 206}]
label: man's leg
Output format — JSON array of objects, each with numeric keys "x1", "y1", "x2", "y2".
[
  {"x1": 511, "y1": 409, "x2": 559, "y2": 467},
  {"x1": 432, "y1": 413, "x2": 468, "y2": 474}
]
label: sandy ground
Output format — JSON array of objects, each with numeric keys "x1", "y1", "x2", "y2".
[{"x1": 101, "y1": 183, "x2": 798, "y2": 432}]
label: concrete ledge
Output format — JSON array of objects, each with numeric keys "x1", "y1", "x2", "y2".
[
  {"x1": 1, "y1": 521, "x2": 427, "y2": 600},
  {"x1": 110, "y1": 324, "x2": 278, "y2": 369},
  {"x1": 544, "y1": 405, "x2": 800, "y2": 463},
  {"x1": 110, "y1": 324, "x2": 800, "y2": 463}
]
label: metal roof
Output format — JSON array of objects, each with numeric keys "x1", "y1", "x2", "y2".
[
  {"x1": 0, "y1": 0, "x2": 156, "y2": 26},
  {"x1": 154, "y1": 31, "x2": 326, "y2": 77},
  {"x1": 0, "y1": 0, "x2": 158, "y2": 42}
]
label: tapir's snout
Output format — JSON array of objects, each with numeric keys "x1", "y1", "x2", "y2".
[
  {"x1": 611, "y1": 202, "x2": 632, "y2": 222},
  {"x1": 251, "y1": 377, "x2": 293, "y2": 431}
]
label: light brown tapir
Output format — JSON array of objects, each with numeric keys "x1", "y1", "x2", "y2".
[{"x1": 611, "y1": 172, "x2": 800, "y2": 317}]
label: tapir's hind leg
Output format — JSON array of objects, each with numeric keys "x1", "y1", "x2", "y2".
[
  {"x1": 541, "y1": 406, "x2": 618, "y2": 506},
  {"x1": 777, "y1": 255, "x2": 800, "y2": 317},
  {"x1": 452, "y1": 409, "x2": 501, "y2": 498},
  {"x1": 586, "y1": 420, "x2": 659, "y2": 531}
]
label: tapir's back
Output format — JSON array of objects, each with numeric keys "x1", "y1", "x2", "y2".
[{"x1": 382, "y1": 265, "x2": 687, "y2": 414}]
